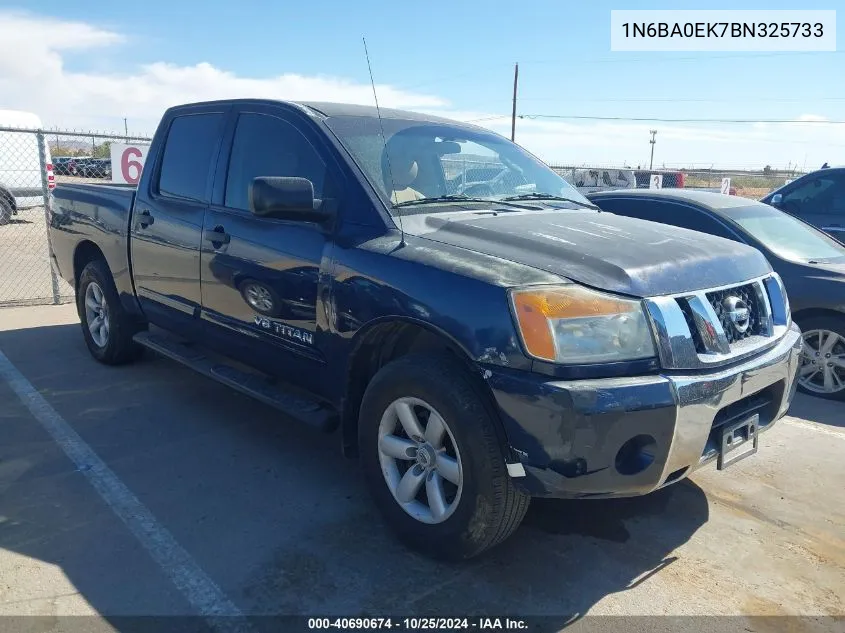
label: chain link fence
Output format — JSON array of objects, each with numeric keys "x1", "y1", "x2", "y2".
[
  {"x1": 442, "y1": 157, "x2": 799, "y2": 198},
  {"x1": 0, "y1": 126, "x2": 151, "y2": 308},
  {"x1": 0, "y1": 123, "x2": 802, "y2": 310},
  {"x1": 548, "y1": 165, "x2": 800, "y2": 197}
]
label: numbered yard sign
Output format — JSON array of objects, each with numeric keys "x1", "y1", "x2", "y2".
[
  {"x1": 649, "y1": 174, "x2": 663, "y2": 189},
  {"x1": 110, "y1": 143, "x2": 151, "y2": 185},
  {"x1": 721, "y1": 177, "x2": 732, "y2": 195}
]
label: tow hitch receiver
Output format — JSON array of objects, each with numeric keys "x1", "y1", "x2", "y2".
[{"x1": 717, "y1": 413, "x2": 760, "y2": 470}]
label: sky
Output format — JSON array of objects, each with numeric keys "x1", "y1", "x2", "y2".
[{"x1": 1, "y1": 0, "x2": 843, "y2": 169}]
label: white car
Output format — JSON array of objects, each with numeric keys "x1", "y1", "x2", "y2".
[{"x1": 0, "y1": 110, "x2": 54, "y2": 224}]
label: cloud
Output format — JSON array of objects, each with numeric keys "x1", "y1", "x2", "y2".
[
  {"x1": 0, "y1": 11, "x2": 445, "y2": 135},
  {"x1": 0, "y1": 10, "x2": 841, "y2": 169}
]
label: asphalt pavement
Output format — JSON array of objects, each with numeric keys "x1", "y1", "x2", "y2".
[{"x1": 0, "y1": 305, "x2": 843, "y2": 633}]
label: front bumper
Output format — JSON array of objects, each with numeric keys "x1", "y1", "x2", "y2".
[{"x1": 488, "y1": 323, "x2": 802, "y2": 498}]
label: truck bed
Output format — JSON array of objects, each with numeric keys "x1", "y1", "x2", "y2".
[{"x1": 49, "y1": 182, "x2": 137, "y2": 298}]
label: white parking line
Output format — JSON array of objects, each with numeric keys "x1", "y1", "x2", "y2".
[{"x1": 0, "y1": 349, "x2": 252, "y2": 633}]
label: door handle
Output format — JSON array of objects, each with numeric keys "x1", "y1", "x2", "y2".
[
  {"x1": 204, "y1": 226, "x2": 231, "y2": 246},
  {"x1": 822, "y1": 225, "x2": 842, "y2": 231},
  {"x1": 137, "y1": 209, "x2": 155, "y2": 229}
]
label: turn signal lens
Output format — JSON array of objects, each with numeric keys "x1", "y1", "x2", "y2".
[{"x1": 509, "y1": 285, "x2": 655, "y2": 364}]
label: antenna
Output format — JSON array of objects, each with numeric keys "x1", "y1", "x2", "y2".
[{"x1": 363, "y1": 37, "x2": 405, "y2": 247}]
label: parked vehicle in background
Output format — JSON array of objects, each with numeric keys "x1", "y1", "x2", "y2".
[
  {"x1": 588, "y1": 189, "x2": 845, "y2": 400},
  {"x1": 53, "y1": 156, "x2": 75, "y2": 176},
  {"x1": 635, "y1": 169, "x2": 685, "y2": 189},
  {"x1": 49, "y1": 99, "x2": 801, "y2": 559},
  {"x1": 80, "y1": 158, "x2": 112, "y2": 179},
  {"x1": 763, "y1": 167, "x2": 845, "y2": 242},
  {"x1": 0, "y1": 110, "x2": 53, "y2": 224}
]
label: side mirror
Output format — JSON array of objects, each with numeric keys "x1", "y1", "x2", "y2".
[
  {"x1": 249, "y1": 177, "x2": 332, "y2": 223},
  {"x1": 770, "y1": 193, "x2": 782, "y2": 207}
]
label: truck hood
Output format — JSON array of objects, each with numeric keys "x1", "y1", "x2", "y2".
[{"x1": 406, "y1": 209, "x2": 771, "y2": 297}]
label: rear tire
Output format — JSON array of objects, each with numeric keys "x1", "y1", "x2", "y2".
[
  {"x1": 77, "y1": 259, "x2": 143, "y2": 365},
  {"x1": 795, "y1": 314, "x2": 845, "y2": 401},
  {"x1": 359, "y1": 354, "x2": 529, "y2": 560}
]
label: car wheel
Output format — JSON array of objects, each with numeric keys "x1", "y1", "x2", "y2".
[
  {"x1": 239, "y1": 279, "x2": 283, "y2": 317},
  {"x1": 77, "y1": 259, "x2": 144, "y2": 365},
  {"x1": 796, "y1": 314, "x2": 845, "y2": 401},
  {"x1": 359, "y1": 354, "x2": 529, "y2": 560},
  {"x1": 0, "y1": 196, "x2": 13, "y2": 225}
]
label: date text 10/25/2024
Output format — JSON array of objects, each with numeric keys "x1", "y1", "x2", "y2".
[{"x1": 307, "y1": 618, "x2": 528, "y2": 630}]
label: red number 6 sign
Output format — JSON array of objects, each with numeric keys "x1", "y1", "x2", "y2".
[{"x1": 110, "y1": 143, "x2": 150, "y2": 184}]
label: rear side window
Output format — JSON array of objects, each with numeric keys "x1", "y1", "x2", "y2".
[
  {"x1": 597, "y1": 198, "x2": 738, "y2": 240},
  {"x1": 225, "y1": 113, "x2": 326, "y2": 211},
  {"x1": 158, "y1": 113, "x2": 224, "y2": 202}
]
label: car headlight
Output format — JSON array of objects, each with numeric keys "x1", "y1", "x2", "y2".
[{"x1": 509, "y1": 285, "x2": 656, "y2": 364}]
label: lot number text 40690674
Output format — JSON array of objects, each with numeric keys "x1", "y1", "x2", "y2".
[{"x1": 307, "y1": 617, "x2": 528, "y2": 630}]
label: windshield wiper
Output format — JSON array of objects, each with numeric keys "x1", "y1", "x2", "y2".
[
  {"x1": 393, "y1": 195, "x2": 539, "y2": 210},
  {"x1": 500, "y1": 193, "x2": 600, "y2": 210}
]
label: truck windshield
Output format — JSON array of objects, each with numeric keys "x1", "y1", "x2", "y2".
[
  {"x1": 323, "y1": 115, "x2": 591, "y2": 213},
  {"x1": 725, "y1": 204, "x2": 845, "y2": 263}
]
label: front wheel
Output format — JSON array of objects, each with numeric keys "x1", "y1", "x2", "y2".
[
  {"x1": 796, "y1": 314, "x2": 845, "y2": 401},
  {"x1": 359, "y1": 354, "x2": 529, "y2": 560}
]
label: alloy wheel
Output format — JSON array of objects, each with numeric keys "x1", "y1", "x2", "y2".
[
  {"x1": 377, "y1": 397, "x2": 463, "y2": 524},
  {"x1": 799, "y1": 329, "x2": 845, "y2": 394},
  {"x1": 84, "y1": 281, "x2": 110, "y2": 347}
]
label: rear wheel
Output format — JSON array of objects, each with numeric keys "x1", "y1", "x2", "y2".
[
  {"x1": 359, "y1": 354, "x2": 529, "y2": 560},
  {"x1": 77, "y1": 259, "x2": 143, "y2": 365},
  {"x1": 796, "y1": 314, "x2": 845, "y2": 401}
]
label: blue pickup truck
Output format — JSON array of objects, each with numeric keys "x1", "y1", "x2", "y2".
[{"x1": 49, "y1": 99, "x2": 802, "y2": 560}]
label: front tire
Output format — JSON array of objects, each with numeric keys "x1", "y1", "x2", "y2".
[
  {"x1": 77, "y1": 259, "x2": 143, "y2": 365},
  {"x1": 796, "y1": 315, "x2": 845, "y2": 401},
  {"x1": 359, "y1": 354, "x2": 529, "y2": 560}
]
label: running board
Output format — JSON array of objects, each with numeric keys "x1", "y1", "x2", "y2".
[{"x1": 132, "y1": 331, "x2": 337, "y2": 432}]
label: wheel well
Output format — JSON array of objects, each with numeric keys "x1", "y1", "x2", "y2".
[
  {"x1": 340, "y1": 321, "x2": 508, "y2": 458},
  {"x1": 0, "y1": 187, "x2": 15, "y2": 211},
  {"x1": 73, "y1": 241, "x2": 106, "y2": 291},
  {"x1": 792, "y1": 308, "x2": 845, "y2": 328}
]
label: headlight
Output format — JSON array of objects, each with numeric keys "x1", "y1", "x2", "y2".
[{"x1": 509, "y1": 285, "x2": 656, "y2": 364}]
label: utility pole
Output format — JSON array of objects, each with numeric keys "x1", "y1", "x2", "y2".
[
  {"x1": 510, "y1": 62, "x2": 519, "y2": 142},
  {"x1": 124, "y1": 118, "x2": 129, "y2": 142},
  {"x1": 649, "y1": 130, "x2": 657, "y2": 170}
]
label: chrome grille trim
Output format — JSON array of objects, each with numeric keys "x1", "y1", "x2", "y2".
[{"x1": 644, "y1": 275, "x2": 789, "y2": 370}]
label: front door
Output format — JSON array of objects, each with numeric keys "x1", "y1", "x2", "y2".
[
  {"x1": 131, "y1": 107, "x2": 228, "y2": 334},
  {"x1": 199, "y1": 106, "x2": 335, "y2": 393}
]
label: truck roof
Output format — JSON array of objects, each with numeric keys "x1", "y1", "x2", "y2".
[{"x1": 168, "y1": 99, "x2": 465, "y2": 125}]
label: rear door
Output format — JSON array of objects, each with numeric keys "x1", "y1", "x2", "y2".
[
  {"x1": 778, "y1": 171, "x2": 845, "y2": 241},
  {"x1": 130, "y1": 105, "x2": 229, "y2": 335},
  {"x1": 199, "y1": 103, "x2": 338, "y2": 391}
]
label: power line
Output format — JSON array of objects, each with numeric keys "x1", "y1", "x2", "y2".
[
  {"x1": 520, "y1": 115, "x2": 845, "y2": 124},
  {"x1": 470, "y1": 96, "x2": 845, "y2": 104},
  {"x1": 463, "y1": 114, "x2": 845, "y2": 124}
]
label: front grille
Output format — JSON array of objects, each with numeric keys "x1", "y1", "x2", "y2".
[
  {"x1": 706, "y1": 283, "x2": 764, "y2": 344},
  {"x1": 644, "y1": 275, "x2": 786, "y2": 370},
  {"x1": 676, "y1": 299, "x2": 706, "y2": 353}
]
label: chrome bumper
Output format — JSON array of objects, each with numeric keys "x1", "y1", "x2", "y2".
[
  {"x1": 661, "y1": 321, "x2": 802, "y2": 482},
  {"x1": 493, "y1": 323, "x2": 803, "y2": 498}
]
